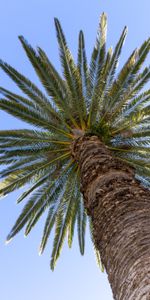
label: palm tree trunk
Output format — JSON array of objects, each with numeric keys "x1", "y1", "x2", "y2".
[{"x1": 72, "y1": 135, "x2": 150, "y2": 300}]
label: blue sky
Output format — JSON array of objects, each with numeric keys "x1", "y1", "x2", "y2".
[{"x1": 0, "y1": 1, "x2": 150, "y2": 300}]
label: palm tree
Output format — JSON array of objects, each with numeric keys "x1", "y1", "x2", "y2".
[{"x1": 0, "y1": 13, "x2": 150, "y2": 299}]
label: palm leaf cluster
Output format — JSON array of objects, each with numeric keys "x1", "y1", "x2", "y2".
[{"x1": 0, "y1": 13, "x2": 150, "y2": 269}]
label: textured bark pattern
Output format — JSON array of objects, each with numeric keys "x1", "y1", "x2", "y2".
[{"x1": 72, "y1": 136, "x2": 150, "y2": 300}]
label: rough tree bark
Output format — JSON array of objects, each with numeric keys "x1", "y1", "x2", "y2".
[{"x1": 72, "y1": 135, "x2": 150, "y2": 300}]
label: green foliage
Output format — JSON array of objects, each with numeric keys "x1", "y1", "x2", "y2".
[{"x1": 0, "y1": 13, "x2": 150, "y2": 269}]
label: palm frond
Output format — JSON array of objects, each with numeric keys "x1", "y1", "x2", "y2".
[
  {"x1": 67, "y1": 185, "x2": 80, "y2": 248},
  {"x1": 89, "y1": 13, "x2": 107, "y2": 96},
  {"x1": 105, "y1": 26, "x2": 128, "y2": 88},
  {"x1": 87, "y1": 13, "x2": 107, "y2": 125},
  {"x1": 17, "y1": 171, "x2": 52, "y2": 203},
  {"x1": 54, "y1": 18, "x2": 87, "y2": 127},
  {"x1": 105, "y1": 40, "x2": 150, "y2": 123},
  {"x1": 102, "y1": 49, "x2": 138, "y2": 119},
  {"x1": 77, "y1": 31, "x2": 89, "y2": 105},
  {"x1": 0, "y1": 60, "x2": 59, "y2": 120},
  {"x1": 0, "y1": 152, "x2": 70, "y2": 198},
  {"x1": 77, "y1": 193, "x2": 87, "y2": 255},
  {"x1": 6, "y1": 161, "x2": 74, "y2": 242},
  {"x1": 50, "y1": 171, "x2": 77, "y2": 269}
]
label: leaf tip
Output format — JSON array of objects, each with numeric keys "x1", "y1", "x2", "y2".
[
  {"x1": 101, "y1": 12, "x2": 107, "y2": 20},
  {"x1": 18, "y1": 35, "x2": 28, "y2": 47},
  {"x1": 124, "y1": 26, "x2": 128, "y2": 34},
  {"x1": 50, "y1": 262, "x2": 54, "y2": 271},
  {"x1": 5, "y1": 237, "x2": 13, "y2": 245},
  {"x1": 54, "y1": 17, "x2": 59, "y2": 25},
  {"x1": 38, "y1": 246, "x2": 43, "y2": 256},
  {"x1": 0, "y1": 59, "x2": 4, "y2": 66},
  {"x1": 18, "y1": 35, "x2": 24, "y2": 41}
]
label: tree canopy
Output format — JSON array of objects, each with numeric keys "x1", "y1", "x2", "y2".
[{"x1": 0, "y1": 13, "x2": 150, "y2": 269}]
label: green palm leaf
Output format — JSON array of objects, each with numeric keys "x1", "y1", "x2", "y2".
[
  {"x1": 54, "y1": 18, "x2": 87, "y2": 128},
  {"x1": 77, "y1": 31, "x2": 89, "y2": 105},
  {"x1": 0, "y1": 60, "x2": 59, "y2": 120},
  {"x1": 87, "y1": 13, "x2": 107, "y2": 125},
  {"x1": 50, "y1": 171, "x2": 77, "y2": 269}
]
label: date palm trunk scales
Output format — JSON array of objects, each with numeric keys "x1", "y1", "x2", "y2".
[{"x1": 72, "y1": 135, "x2": 150, "y2": 300}]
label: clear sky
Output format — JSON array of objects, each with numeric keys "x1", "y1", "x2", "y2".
[{"x1": 0, "y1": 1, "x2": 150, "y2": 300}]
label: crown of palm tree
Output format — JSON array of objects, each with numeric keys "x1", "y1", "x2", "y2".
[{"x1": 0, "y1": 13, "x2": 150, "y2": 270}]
